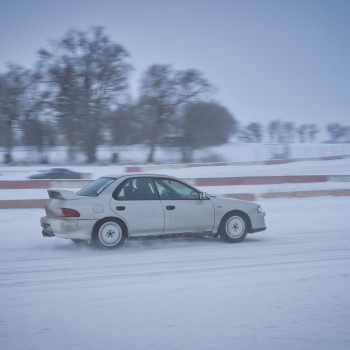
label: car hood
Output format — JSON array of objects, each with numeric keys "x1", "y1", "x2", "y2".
[{"x1": 209, "y1": 195, "x2": 259, "y2": 212}]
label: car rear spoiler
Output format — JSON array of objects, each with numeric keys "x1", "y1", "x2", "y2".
[{"x1": 47, "y1": 189, "x2": 80, "y2": 200}]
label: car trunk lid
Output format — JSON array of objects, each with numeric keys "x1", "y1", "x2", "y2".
[
  {"x1": 48, "y1": 189, "x2": 80, "y2": 200},
  {"x1": 46, "y1": 189, "x2": 80, "y2": 217}
]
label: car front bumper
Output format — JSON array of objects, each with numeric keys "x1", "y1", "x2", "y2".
[
  {"x1": 248, "y1": 212, "x2": 266, "y2": 233},
  {"x1": 41, "y1": 216, "x2": 95, "y2": 240}
]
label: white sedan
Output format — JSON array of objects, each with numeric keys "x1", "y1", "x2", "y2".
[{"x1": 41, "y1": 174, "x2": 266, "y2": 248}]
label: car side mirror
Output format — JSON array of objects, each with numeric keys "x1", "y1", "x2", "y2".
[{"x1": 199, "y1": 192, "x2": 209, "y2": 200}]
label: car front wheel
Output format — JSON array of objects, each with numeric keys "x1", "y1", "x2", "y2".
[
  {"x1": 92, "y1": 218, "x2": 126, "y2": 249},
  {"x1": 219, "y1": 212, "x2": 249, "y2": 243}
]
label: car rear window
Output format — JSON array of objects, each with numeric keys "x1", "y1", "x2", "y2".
[{"x1": 77, "y1": 177, "x2": 115, "y2": 197}]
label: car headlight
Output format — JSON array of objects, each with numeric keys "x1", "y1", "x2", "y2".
[{"x1": 257, "y1": 205, "x2": 262, "y2": 213}]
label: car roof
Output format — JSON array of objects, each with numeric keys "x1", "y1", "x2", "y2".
[{"x1": 105, "y1": 173, "x2": 178, "y2": 180}]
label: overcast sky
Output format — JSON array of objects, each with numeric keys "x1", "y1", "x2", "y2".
[{"x1": 0, "y1": 0, "x2": 349, "y2": 127}]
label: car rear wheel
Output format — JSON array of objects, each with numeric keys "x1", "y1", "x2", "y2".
[
  {"x1": 219, "y1": 212, "x2": 249, "y2": 243},
  {"x1": 92, "y1": 218, "x2": 126, "y2": 249}
]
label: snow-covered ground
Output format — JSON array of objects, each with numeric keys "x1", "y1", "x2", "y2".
[
  {"x1": 1, "y1": 157, "x2": 349, "y2": 349},
  {"x1": 1, "y1": 196, "x2": 350, "y2": 350},
  {"x1": 1, "y1": 142, "x2": 350, "y2": 165}
]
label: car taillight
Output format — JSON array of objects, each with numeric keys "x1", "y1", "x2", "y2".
[{"x1": 60, "y1": 208, "x2": 80, "y2": 217}]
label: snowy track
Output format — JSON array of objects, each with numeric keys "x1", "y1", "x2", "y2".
[{"x1": 1, "y1": 197, "x2": 350, "y2": 350}]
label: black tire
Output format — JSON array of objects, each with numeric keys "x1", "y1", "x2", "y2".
[
  {"x1": 92, "y1": 218, "x2": 126, "y2": 249},
  {"x1": 219, "y1": 212, "x2": 249, "y2": 243}
]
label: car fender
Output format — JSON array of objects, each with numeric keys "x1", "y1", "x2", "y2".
[{"x1": 209, "y1": 196, "x2": 258, "y2": 233}]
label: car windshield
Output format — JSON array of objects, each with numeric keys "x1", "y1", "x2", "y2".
[{"x1": 77, "y1": 177, "x2": 115, "y2": 197}]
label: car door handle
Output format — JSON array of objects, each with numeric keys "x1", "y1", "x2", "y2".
[
  {"x1": 116, "y1": 206, "x2": 125, "y2": 211},
  {"x1": 166, "y1": 205, "x2": 175, "y2": 210}
]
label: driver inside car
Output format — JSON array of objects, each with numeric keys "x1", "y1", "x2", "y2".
[{"x1": 133, "y1": 178, "x2": 156, "y2": 200}]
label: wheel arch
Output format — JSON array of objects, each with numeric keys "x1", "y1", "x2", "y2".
[
  {"x1": 92, "y1": 216, "x2": 129, "y2": 238},
  {"x1": 219, "y1": 210, "x2": 252, "y2": 232}
]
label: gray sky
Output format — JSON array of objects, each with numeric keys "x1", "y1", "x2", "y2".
[{"x1": 0, "y1": 0, "x2": 349, "y2": 127}]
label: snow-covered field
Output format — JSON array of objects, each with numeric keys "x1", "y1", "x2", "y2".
[
  {"x1": 1, "y1": 196, "x2": 350, "y2": 350},
  {"x1": 1, "y1": 143, "x2": 350, "y2": 165}
]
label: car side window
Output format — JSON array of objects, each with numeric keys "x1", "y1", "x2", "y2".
[
  {"x1": 115, "y1": 178, "x2": 158, "y2": 200},
  {"x1": 154, "y1": 179, "x2": 200, "y2": 200}
]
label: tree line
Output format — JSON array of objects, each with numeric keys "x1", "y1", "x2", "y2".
[
  {"x1": 0, "y1": 27, "x2": 349, "y2": 164},
  {"x1": 0, "y1": 27, "x2": 237, "y2": 163},
  {"x1": 239, "y1": 121, "x2": 350, "y2": 144}
]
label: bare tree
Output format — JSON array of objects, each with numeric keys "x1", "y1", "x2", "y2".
[
  {"x1": 109, "y1": 104, "x2": 141, "y2": 146},
  {"x1": 138, "y1": 64, "x2": 212, "y2": 162},
  {"x1": 246, "y1": 122, "x2": 263, "y2": 142},
  {"x1": 0, "y1": 76, "x2": 8, "y2": 149},
  {"x1": 268, "y1": 120, "x2": 295, "y2": 144},
  {"x1": 281, "y1": 122, "x2": 295, "y2": 143},
  {"x1": 268, "y1": 120, "x2": 280, "y2": 143},
  {"x1": 21, "y1": 71, "x2": 53, "y2": 163},
  {"x1": 327, "y1": 123, "x2": 348, "y2": 143},
  {"x1": 38, "y1": 27, "x2": 132, "y2": 162},
  {"x1": 0, "y1": 65, "x2": 30, "y2": 163},
  {"x1": 308, "y1": 124, "x2": 319, "y2": 142},
  {"x1": 297, "y1": 124, "x2": 307, "y2": 142},
  {"x1": 297, "y1": 124, "x2": 319, "y2": 143},
  {"x1": 180, "y1": 102, "x2": 237, "y2": 162}
]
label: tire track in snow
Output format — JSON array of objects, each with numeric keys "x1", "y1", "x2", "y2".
[{"x1": 1, "y1": 255, "x2": 349, "y2": 289}]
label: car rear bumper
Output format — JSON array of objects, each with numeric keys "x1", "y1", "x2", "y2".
[{"x1": 41, "y1": 216, "x2": 95, "y2": 240}]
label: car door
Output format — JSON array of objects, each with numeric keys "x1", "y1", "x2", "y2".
[
  {"x1": 153, "y1": 178, "x2": 215, "y2": 234},
  {"x1": 110, "y1": 177, "x2": 164, "y2": 236}
]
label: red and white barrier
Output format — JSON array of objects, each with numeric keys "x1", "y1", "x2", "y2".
[{"x1": 0, "y1": 175, "x2": 346, "y2": 190}]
